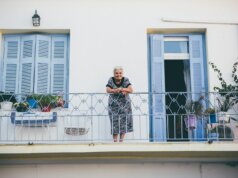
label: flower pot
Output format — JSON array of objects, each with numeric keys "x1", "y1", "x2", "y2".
[
  {"x1": 27, "y1": 99, "x2": 37, "y2": 109},
  {"x1": 209, "y1": 114, "x2": 217, "y2": 123},
  {"x1": 56, "y1": 97, "x2": 64, "y2": 107},
  {"x1": 184, "y1": 115, "x2": 197, "y2": 130},
  {"x1": 16, "y1": 107, "x2": 28, "y2": 112},
  {"x1": 41, "y1": 106, "x2": 51, "y2": 112},
  {"x1": 0, "y1": 101, "x2": 13, "y2": 111}
]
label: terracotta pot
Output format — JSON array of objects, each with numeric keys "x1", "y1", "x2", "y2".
[{"x1": 41, "y1": 106, "x2": 51, "y2": 112}]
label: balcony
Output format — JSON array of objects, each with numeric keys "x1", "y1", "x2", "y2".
[
  {"x1": 1, "y1": 92, "x2": 238, "y2": 163},
  {"x1": 0, "y1": 92, "x2": 237, "y2": 144}
]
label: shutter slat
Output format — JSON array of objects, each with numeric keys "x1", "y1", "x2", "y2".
[
  {"x1": 35, "y1": 35, "x2": 51, "y2": 94},
  {"x1": 53, "y1": 41, "x2": 65, "y2": 58},
  {"x1": 21, "y1": 63, "x2": 32, "y2": 93},
  {"x1": 23, "y1": 40, "x2": 33, "y2": 58},
  {"x1": 38, "y1": 40, "x2": 49, "y2": 58},
  {"x1": 7, "y1": 41, "x2": 19, "y2": 59},
  {"x1": 53, "y1": 64, "x2": 64, "y2": 93},
  {"x1": 5, "y1": 64, "x2": 17, "y2": 92}
]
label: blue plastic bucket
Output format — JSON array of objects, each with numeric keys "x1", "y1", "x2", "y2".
[
  {"x1": 27, "y1": 99, "x2": 37, "y2": 109},
  {"x1": 210, "y1": 114, "x2": 217, "y2": 123}
]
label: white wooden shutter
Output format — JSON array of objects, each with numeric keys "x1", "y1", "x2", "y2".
[
  {"x1": 3, "y1": 36, "x2": 20, "y2": 93},
  {"x1": 34, "y1": 35, "x2": 51, "y2": 94},
  {"x1": 19, "y1": 35, "x2": 35, "y2": 94},
  {"x1": 51, "y1": 36, "x2": 67, "y2": 94},
  {"x1": 189, "y1": 35, "x2": 205, "y2": 100},
  {"x1": 150, "y1": 34, "x2": 166, "y2": 141}
]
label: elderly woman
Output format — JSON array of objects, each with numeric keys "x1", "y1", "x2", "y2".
[{"x1": 106, "y1": 67, "x2": 133, "y2": 142}]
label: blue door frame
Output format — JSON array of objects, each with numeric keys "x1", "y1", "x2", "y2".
[{"x1": 147, "y1": 33, "x2": 208, "y2": 141}]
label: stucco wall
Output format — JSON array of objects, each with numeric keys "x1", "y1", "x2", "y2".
[
  {"x1": 0, "y1": 0, "x2": 237, "y2": 93},
  {"x1": 0, "y1": 163, "x2": 238, "y2": 178}
]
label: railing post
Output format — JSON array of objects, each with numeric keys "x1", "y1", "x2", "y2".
[{"x1": 90, "y1": 93, "x2": 94, "y2": 143}]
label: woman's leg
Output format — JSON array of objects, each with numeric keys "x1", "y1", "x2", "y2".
[
  {"x1": 113, "y1": 134, "x2": 118, "y2": 142},
  {"x1": 109, "y1": 111, "x2": 119, "y2": 142},
  {"x1": 119, "y1": 133, "x2": 125, "y2": 142}
]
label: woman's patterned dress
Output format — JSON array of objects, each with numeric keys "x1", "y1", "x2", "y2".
[{"x1": 106, "y1": 77, "x2": 133, "y2": 134}]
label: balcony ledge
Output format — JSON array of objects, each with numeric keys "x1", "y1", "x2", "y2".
[{"x1": 0, "y1": 142, "x2": 238, "y2": 164}]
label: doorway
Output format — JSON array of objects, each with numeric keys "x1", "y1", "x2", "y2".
[{"x1": 164, "y1": 60, "x2": 189, "y2": 141}]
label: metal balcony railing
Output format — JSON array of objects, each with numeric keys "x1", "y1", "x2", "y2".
[{"x1": 0, "y1": 92, "x2": 238, "y2": 144}]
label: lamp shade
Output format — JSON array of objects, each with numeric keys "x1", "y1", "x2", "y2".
[{"x1": 32, "y1": 10, "x2": 40, "y2": 26}]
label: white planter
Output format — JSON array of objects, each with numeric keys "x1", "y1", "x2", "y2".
[
  {"x1": 0, "y1": 101, "x2": 13, "y2": 111},
  {"x1": 217, "y1": 112, "x2": 230, "y2": 123}
]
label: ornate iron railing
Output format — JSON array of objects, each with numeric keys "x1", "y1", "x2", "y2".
[{"x1": 0, "y1": 92, "x2": 238, "y2": 144}]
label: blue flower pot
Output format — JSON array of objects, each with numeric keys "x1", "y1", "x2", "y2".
[
  {"x1": 27, "y1": 99, "x2": 37, "y2": 109},
  {"x1": 209, "y1": 114, "x2": 217, "y2": 123}
]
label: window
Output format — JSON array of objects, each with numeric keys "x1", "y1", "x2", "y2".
[
  {"x1": 164, "y1": 37, "x2": 189, "y2": 60},
  {"x1": 1, "y1": 34, "x2": 68, "y2": 94}
]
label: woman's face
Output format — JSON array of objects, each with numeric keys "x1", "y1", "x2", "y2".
[{"x1": 114, "y1": 69, "x2": 123, "y2": 81}]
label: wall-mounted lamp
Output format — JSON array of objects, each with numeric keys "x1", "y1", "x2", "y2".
[{"x1": 32, "y1": 10, "x2": 40, "y2": 26}]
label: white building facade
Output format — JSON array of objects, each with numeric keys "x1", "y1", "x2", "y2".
[{"x1": 0, "y1": 0, "x2": 238, "y2": 178}]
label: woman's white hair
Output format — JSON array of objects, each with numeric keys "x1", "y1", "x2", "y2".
[{"x1": 113, "y1": 66, "x2": 124, "y2": 73}]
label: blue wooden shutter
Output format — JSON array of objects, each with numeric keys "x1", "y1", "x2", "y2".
[
  {"x1": 34, "y1": 35, "x2": 51, "y2": 94},
  {"x1": 189, "y1": 35, "x2": 205, "y2": 100},
  {"x1": 150, "y1": 34, "x2": 166, "y2": 141},
  {"x1": 51, "y1": 36, "x2": 67, "y2": 94},
  {"x1": 19, "y1": 35, "x2": 35, "y2": 94},
  {"x1": 3, "y1": 36, "x2": 20, "y2": 93}
]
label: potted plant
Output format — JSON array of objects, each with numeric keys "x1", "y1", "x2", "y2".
[
  {"x1": 209, "y1": 62, "x2": 238, "y2": 94},
  {"x1": 204, "y1": 108, "x2": 216, "y2": 123},
  {"x1": 37, "y1": 94, "x2": 57, "y2": 112},
  {"x1": 26, "y1": 94, "x2": 38, "y2": 109},
  {"x1": 0, "y1": 91, "x2": 17, "y2": 111},
  {"x1": 209, "y1": 62, "x2": 238, "y2": 122},
  {"x1": 14, "y1": 102, "x2": 29, "y2": 112},
  {"x1": 216, "y1": 95, "x2": 235, "y2": 123},
  {"x1": 56, "y1": 95, "x2": 65, "y2": 107},
  {"x1": 184, "y1": 96, "x2": 204, "y2": 130}
]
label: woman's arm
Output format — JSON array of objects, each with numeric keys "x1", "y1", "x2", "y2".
[
  {"x1": 106, "y1": 87, "x2": 121, "y2": 93},
  {"x1": 106, "y1": 86, "x2": 133, "y2": 94},
  {"x1": 122, "y1": 85, "x2": 133, "y2": 94}
]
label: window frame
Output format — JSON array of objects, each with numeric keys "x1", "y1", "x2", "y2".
[
  {"x1": 0, "y1": 33, "x2": 70, "y2": 95},
  {"x1": 164, "y1": 36, "x2": 189, "y2": 60},
  {"x1": 147, "y1": 33, "x2": 208, "y2": 141}
]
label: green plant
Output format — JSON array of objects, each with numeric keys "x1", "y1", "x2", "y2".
[
  {"x1": 216, "y1": 96, "x2": 234, "y2": 112},
  {"x1": 0, "y1": 91, "x2": 17, "y2": 103},
  {"x1": 14, "y1": 102, "x2": 29, "y2": 112},
  {"x1": 55, "y1": 95, "x2": 65, "y2": 107},
  {"x1": 185, "y1": 96, "x2": 204, "y2": 116},
  {"x1": 36, "y1": 94, "x2": 57, "y2": 109},
  {"x1": 204, "y1": 108, "x2": 215, "y2": 115},
  {"x1": 209, "y1": 62, "x2": 238, "y2": 112},
  {"x1": 209, "y1": 62, "x2": 238, "y2": 93}
]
